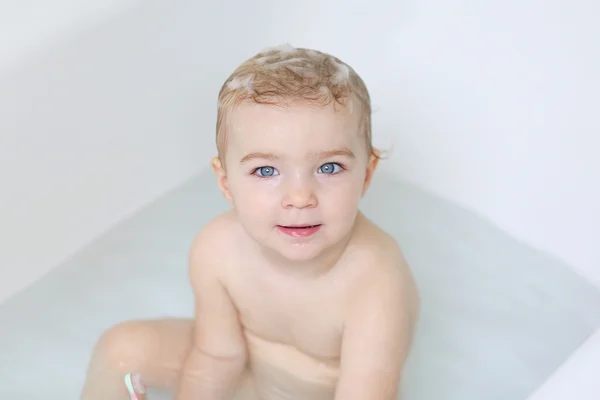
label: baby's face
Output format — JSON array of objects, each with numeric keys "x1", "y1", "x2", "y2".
[{"x1": 215, "y1": 101, "x2": 377, "y2": 262}]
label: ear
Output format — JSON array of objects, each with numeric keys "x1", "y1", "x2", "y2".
[
  {"x1": 211, "y1": 156, "x2": 233, "y2": 203},
  {"x1": 361, "y1": 149, "x2": 380, "y2": 196}
]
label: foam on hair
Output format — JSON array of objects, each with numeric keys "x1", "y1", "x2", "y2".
[{"x1": 216, "y1": 43, "x2": 376, "y2": 163}]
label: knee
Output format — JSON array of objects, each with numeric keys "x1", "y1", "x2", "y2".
[{"x1": 93, "y1": 320, "x2": 160, "y2": 372}]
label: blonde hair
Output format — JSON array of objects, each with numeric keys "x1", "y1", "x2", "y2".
[{"x1": 216, "y1": 44, "x2": 378, "y2": 164}]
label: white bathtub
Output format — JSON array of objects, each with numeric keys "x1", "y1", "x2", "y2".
[
  {"x1": 1, "y1": 170, "x2": 600, "y2": 399},
  {"x1": 1, "y1": 1, "x2": 599, "y2": 399}
]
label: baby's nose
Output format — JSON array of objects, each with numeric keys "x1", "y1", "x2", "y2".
[{"x1": 282, "y1": 182, "x2": 318, "y2": 209}]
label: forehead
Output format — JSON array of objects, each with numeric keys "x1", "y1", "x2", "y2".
[{"x1": 227, "y1": 102, "x2": 362, "y2": 152}]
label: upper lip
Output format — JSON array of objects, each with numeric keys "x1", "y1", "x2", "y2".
[{"x1": 279, "y1": 224, "x2": 321, "y2": 228}]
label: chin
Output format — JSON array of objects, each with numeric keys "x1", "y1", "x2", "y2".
[
  {"x1": 273, "y1": 232, "x2": 350, "y2": 264},
  {"x1": 276, "y1": 243, "x2": 326, "y2": 262},
  {"x1": 274, "y1": 246, "x2": 323, "y2": 263},
  {"x1": 266, "y1": 230, "x2": 330, "y2": 263}
]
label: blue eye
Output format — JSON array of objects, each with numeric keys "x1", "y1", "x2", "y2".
[
  {"x1": 255, "y1": 166, "x2": 278, "y2": 177},
  {"x1": 319, "y1": 162, "x2": 342, "y2": 174}
]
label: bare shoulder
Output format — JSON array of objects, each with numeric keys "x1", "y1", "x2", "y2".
[
  {"x1": 188, "y1": 210, "x2": 241, "y2": 284},
  {"x1": 346, "y1": 213, "x2": 420, "y2": 322}
]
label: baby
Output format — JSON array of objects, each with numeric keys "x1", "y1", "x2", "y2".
[{"x1": 80, "y1": 44, "x2": 420, "y2": 400}]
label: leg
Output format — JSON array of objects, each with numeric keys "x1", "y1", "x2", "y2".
[{"x1": 80, "y1": 318, "x2": 194, "y2": 399}]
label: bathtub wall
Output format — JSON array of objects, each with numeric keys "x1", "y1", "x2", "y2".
[
  {"x1": 264, "y1": 0, "x2": 600, "y2": 286},
  {"x1": 1, "y1": 0, "x2": 599, "y2": 303},
  {"x1": 0, "y1": 0, "x2": 275, "y2": 303}
]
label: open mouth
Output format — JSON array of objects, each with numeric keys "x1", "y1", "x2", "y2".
[{"x1": 276, "y1": 224, "x2": 322, "y2": 237}]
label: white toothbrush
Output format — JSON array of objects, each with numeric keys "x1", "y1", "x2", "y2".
[{"x1": 124, "y1": 372, "x2": 140, "y2": 400}]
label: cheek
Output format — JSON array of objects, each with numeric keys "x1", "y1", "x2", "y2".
[
  {"x1": 318, "y1": 178, "x2": 363, "y2": 213},
  {"x1": 231, "y1": 180, "x2": 279, "y2": 213}
]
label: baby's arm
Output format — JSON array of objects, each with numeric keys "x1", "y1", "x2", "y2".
[
  {"x1": 334, "y1": 251, "x2": 416, "y2": 400},
  {"x1": 175, "y1": 225, "x2": 247, "y2": 400}
]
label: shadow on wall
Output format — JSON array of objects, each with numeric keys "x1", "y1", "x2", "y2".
[
  {"x1": 1, "y1": 168, "x2": 600, "y2": 399},
  {"x1": 0, "y1": 0, "x2": 271, "y2": 302}
]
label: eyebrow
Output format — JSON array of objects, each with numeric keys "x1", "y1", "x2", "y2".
[
  {"x1": 240, "y1": 152, "x2": 280, "y2": 164},
  {"x1": 239, "y1": 148, "x2": 356, "y2": 164}
]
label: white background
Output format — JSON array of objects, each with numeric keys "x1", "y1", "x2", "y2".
[
  {"x1": 0, "y1": 0, "x2": 260, "y2": 301},
  {"x1": 2, "y1": 0, "x2": 597, "y2": 302},
  {"x1": 0, "y1": 1, "x2": 598, "y2": 398}
]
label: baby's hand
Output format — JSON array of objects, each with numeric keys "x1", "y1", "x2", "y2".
[{"x1": 124, "y1": 373, "x2": 146, "y2": 400}]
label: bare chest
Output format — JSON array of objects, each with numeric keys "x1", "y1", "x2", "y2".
[{"x1": 227, "y1": 267, "x2": 344, "y2": 360}]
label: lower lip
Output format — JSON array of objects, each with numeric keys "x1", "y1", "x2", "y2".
[{"x1": 276, "y1": 225, "x2": 322, "y2": 238}]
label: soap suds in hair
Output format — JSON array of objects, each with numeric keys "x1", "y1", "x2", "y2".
[
  {"x1": 259, "y1": 43, "x2": 297, "y2": 55},
  {"x1": 262, "y1": 57, "x2": 306, "y2": 67},
  {"x1": 227, "y1": 75, "x2": 253, "y2": 93},
  {"x1": 254, "y1": 46, "x2": 351, "y2": 85},
  {"x1": 331, "y1": 61, "x2": 350, "y2": 84}
]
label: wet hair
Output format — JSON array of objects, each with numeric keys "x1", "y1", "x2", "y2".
[{"x1": 215, "y1": 43, "x2": 378, "y2": 164}]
